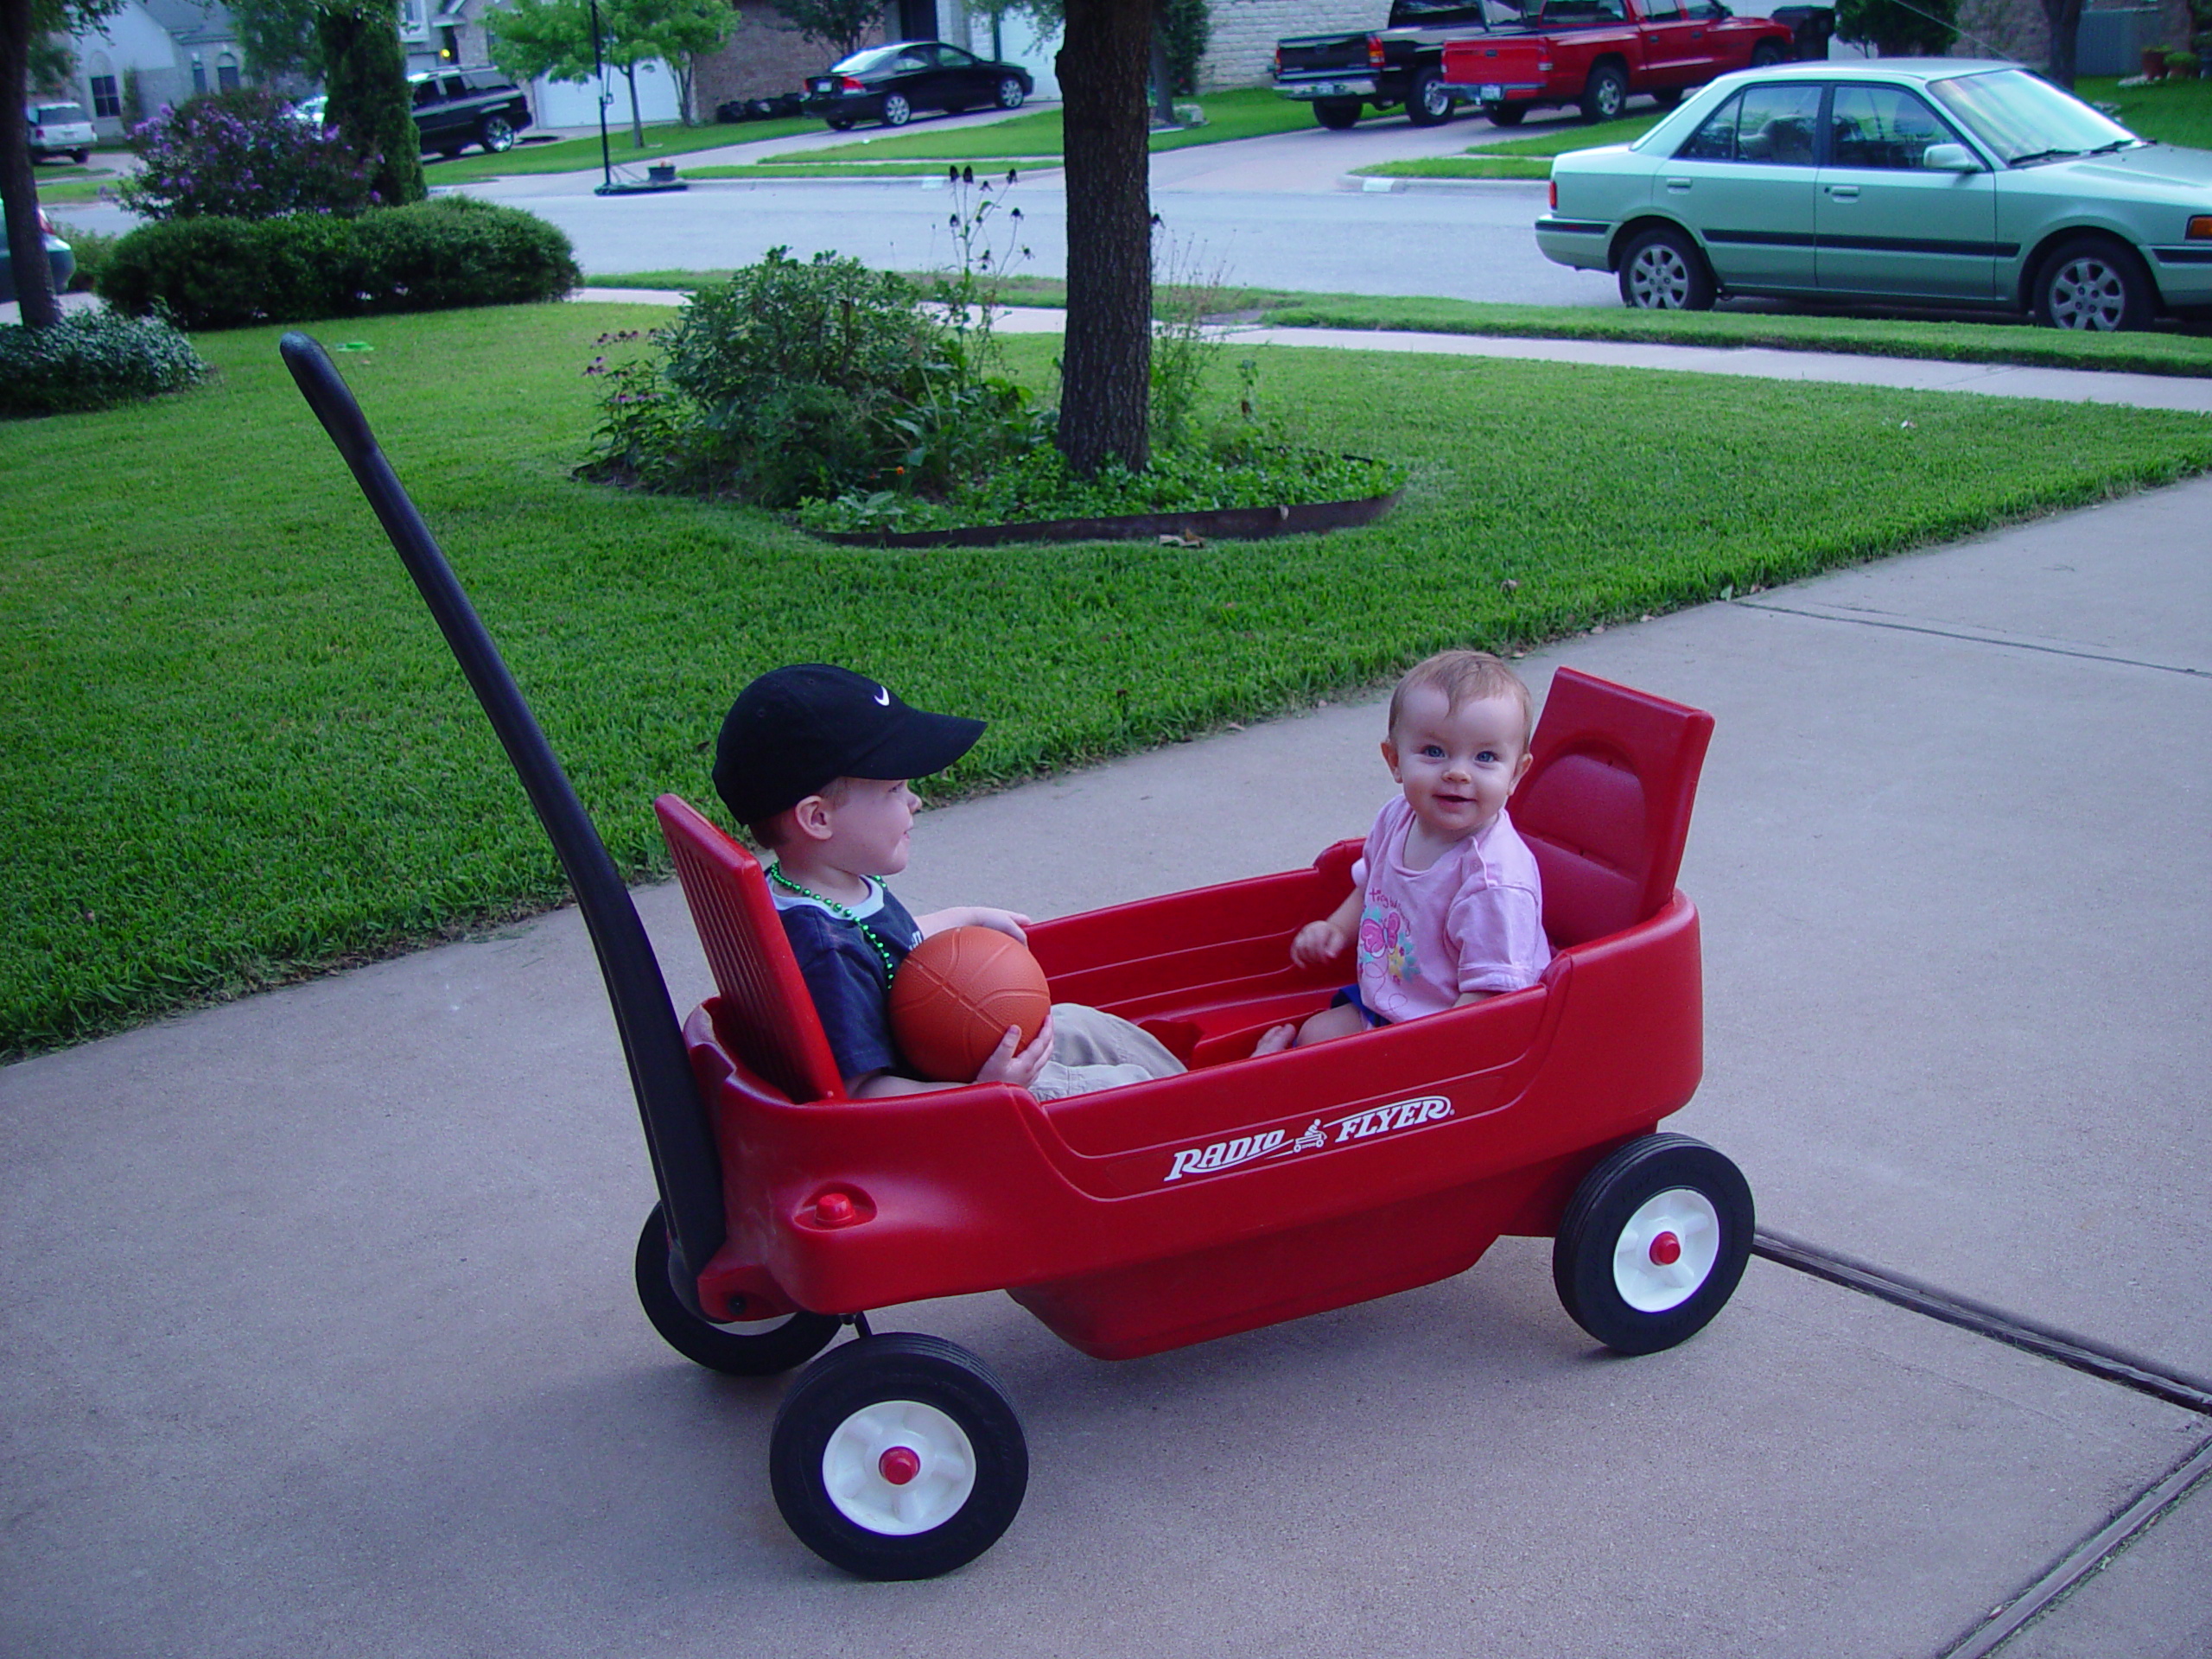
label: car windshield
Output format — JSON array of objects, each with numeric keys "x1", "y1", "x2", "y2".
[
  {"x1": 830, "y1": 46, "x2": 905, "y2": 72},
  {"x1": 1925, "y1": 68, "x2": 2140, "y2": 164},
  {"x1": 35, "y1": 104, "x2": 89, "y2": 122}
]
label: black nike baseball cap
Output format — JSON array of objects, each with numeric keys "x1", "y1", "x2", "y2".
[{"x1": 712, "y1": 664, "x2": 985, "y2": 824}]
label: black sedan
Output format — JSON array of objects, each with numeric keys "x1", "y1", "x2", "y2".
[{"x1": 802, "y1": 41, "x2": 1032, "y2": 130}]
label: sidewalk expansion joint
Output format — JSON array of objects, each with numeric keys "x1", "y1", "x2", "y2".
[
  {"x1": 1735, "y1": 599, "x2": 2210, "y2": 679},
  {"x1": 1754, "y1": 1230, "x2": 2212, "y2": 1657},
  {"x1": 1753, "y1": 1227, "x2": 2212, "y2": 1415}
]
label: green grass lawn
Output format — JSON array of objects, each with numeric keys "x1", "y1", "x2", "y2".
[
  {"x1": 579, "y1": 271, "x2": 2212, "y2": 373},
  {"x1": 687, "y1": 87, "x2": 1312, "y2": 176},
  {"x1": 1361, "y1": 112, "x2": 1664, "y2": 178},
  {"x1": 421, "y1": 115, "x2": 821, "y2": 183},
  {"x1": 7, "y1": 300, "x2": 2212, "y2": 1055}
]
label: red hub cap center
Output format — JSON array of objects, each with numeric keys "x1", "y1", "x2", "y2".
[
  {"x1": 1649, "y1": 1230, "x2": 1682, "y2": 1267},
  {"x1": 878, "y1": 1446, "x2": 921, "y2": 1485}
]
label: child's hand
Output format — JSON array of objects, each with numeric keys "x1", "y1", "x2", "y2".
[
  {"x1": 964, "y1": 906, "x2": 1033, "y2": 944},
  {"x1": 1290, "y1": 918, "x2": 1351, "y2": 968},
  {"x1": 972, "y1": 1011, "x2": 1055, "y2": 1090}
]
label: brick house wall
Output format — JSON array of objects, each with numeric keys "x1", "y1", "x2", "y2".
[
  {"x1": 1950, "y1": 0, "x2": 2193, "y2": 64},
  {"x1": 1198, "y1": 0, "x2": 1395, "y2": 87},
  {"x1": 695, "y1": 0, "x2": 890, "y2": 109}
]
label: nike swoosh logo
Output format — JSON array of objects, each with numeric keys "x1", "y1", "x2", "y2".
[{"x1": 874, "y1": 686, "x2": 890, "y2": 706}]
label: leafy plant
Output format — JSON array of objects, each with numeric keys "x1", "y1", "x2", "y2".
[
  {"x1": 48, "y1": 219, "x2": 121, "y2": 290},
  {"x1": 0, "y1": 308, "x2": 210, "y2": 417},
  {"x1": 118, "y1": 87, "x2": 377, "y2": 220}
]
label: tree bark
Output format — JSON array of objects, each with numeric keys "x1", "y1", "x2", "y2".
[
  {"x1": 2040, "y1": 0, "x2": 2081, "y2": 87},
  {"x1": 1057, "y1": 0, "x2": 1152, "y2": 476},
  {"x1": 3, "y1": 0, "x2": 62, "y2": 328}
]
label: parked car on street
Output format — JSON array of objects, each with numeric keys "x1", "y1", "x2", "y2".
[
  {"x1": 408, "y1": 69, "x2": 532, "y2": 156},
  {"x1": 802, "y1": 41, "x2": 1032, "y2": 130},
  {"x1": 26, "y1": 99, "x2": 96, "y2": 163},
  {"x1": 1272, "y1": 0, "x2": 1496, "y2": 130},
  {"x1": 1537, "y1": 60, "x2": 2212, "y2": 329},
  {"x1": 0, "y1": 207, "x2": 74, "y2": 304}
]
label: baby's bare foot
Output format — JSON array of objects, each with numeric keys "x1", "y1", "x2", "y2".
[{"x1": 1251, "y1": 1024, "x2": 1296, "y2": 1057}]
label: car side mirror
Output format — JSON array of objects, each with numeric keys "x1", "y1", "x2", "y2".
[{"x1": 1923, "y1": 143, "x2": 1980, "y2": 172}]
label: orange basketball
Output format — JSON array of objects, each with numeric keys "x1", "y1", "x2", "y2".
[{"x1": 888, "y1": 926, "x2": 1052, "y2": 1083}]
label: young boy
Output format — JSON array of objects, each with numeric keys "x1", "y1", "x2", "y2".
[
  {"x1": 1255, "y1": 650, "x2": 1551, "y2": 1054},
  {"x1": 713, "y1": 664, "x2": 1185, "y2": 1101}
]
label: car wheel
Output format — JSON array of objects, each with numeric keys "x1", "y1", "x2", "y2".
[
  {"x1": 1580, "y1": 61, "x2": 1629, "y2": 123},
  {"x1": 1553, "y1": 1133, "x2": 1754, "y2": 1356},
  {"x1": 770, "y1": 1332, "x2": 1027, "y2": 1580},
  {"x1": 2035, "y1": 235, "x2": 2156, "y2": 331},
  {"x1": 1750, "y1": 41, "x2": 1789, "y2": 68},
  {"x1": 1314, "y1": 98, "x2": 1362, "y2": 130},
  {"x1": 1650, "y1": 86, "x2": 1682, "y2": 109},
  {"x1": 1484, "y1": 101, "x2": 1528, "y2": 126},
  {"x1": 478, "y1": 115, "x2": 515, "y2": 153},
  {"x1": 881, "y1": 92, "x2": 912, "y2": 127},
  {"x1": 1617, "y1": 225, "x2": 1715, "y2": 310},
  {"x1": 633, "y1": 1204, "x2": 842, "y2": 1376},
  {"x1": 69, "y1": 148, "x2": 88, "y2": 164},
  {"x1": 825, "y1": 116, "x2": 855, "y2": 130},
  {"x1": 1405, "y1": 67, "x2": 1454, "y2": 127},
  {"x1": 438, "y1": 145, "x2": 464, "y2": 160},
  {"x1": 996, "y1": 75, "x2": 1027, "y2": 111}
]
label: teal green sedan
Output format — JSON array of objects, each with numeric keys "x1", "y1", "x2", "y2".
[{"x1": 1535, "y1": 60, "x2": 2212, "y2": 328}]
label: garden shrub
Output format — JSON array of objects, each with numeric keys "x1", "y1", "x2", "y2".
[
  {"x1": 119, "y1": 87, "x2": 377, "y2": 220},
  {"x1": 98, "y1": 197, "x2": 580, "y2": 330},
  {"x1": 0, "y1": 310, "x2": 210, "y2": 418},
  {"x1": 582, "y1": 247, "x2": 967, "y2": 505},
  {"x1": 48, "y1": 220, "x2": 121, "y2": 291}
]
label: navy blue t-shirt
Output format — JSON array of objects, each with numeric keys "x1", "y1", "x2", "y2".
[{"x1": 773, "y1": 880, "x2": 925, "y2": 1085}]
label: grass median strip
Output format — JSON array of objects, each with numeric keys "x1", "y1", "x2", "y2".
[{"x1": 6, "y1": 301, "x2": 2212, "y2": 1053}]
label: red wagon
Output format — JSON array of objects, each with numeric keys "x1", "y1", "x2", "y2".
[{"x1": 284, "y1": 334, "x2": 1754, "y2": 1583}]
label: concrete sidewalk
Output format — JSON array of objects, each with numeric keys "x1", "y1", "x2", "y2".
[{"x1": 3, "y1": 449, "x2": 2209, "y2": 1653}]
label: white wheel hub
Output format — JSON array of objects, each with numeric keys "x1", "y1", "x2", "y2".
[
  {"x1": 1629, "y1": 245, "x2": 1690, "y2": 308},
  {"x1": 2049, "y1": 257, "x2": 2126, "y2": 329},
  {"x1": 822, "y1": 1399, "x2": 976, "y2": 1535},
  {"x1": 1612, "y1": 1186, "x2": 1720, "y2": 1312}
]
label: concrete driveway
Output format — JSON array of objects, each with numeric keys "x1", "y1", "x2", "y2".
[{"x1": 3, "y1": 462, "x2": 2207, "y2": 1656}]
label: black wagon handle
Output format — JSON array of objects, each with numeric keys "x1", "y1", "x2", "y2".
[{"x1": 278, "y1": 331, "x2": 727, "y2": 1313}]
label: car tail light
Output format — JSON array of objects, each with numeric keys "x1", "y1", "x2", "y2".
[
  {"x1": 37, "y1": 207, "x2": 54, "y2": 234},
  {"x1": 1274, "y1": 47, "x2": 1282, "y2": 73},
  {"x1": 2189, "y1": 215, "x2": 2212, "y2": 239},
  {"x1": 838, "y1": 75, "x2": 864, "y2": 91},
  {"x1": 1367, "y1": 35, "x2": 1384, "y2": 67},
  {"x1": 1549, "y1": 178, "x2": 1557, "y2": 211}
]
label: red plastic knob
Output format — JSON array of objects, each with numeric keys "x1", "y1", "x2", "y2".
[
  {"x1": 816, "y1": 1192, "x2": 855, "y2": 1226},
  {"x1": 879, "y1": 1446, "x2": 921, "y2": 1485},
  {"x1": 1648, "y1": 1230, "x2": 1682, "y2": 1267}
]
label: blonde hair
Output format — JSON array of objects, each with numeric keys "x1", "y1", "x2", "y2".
[{"x1": 1388, "y1": 651, "x2": 1535, "y2": 747}]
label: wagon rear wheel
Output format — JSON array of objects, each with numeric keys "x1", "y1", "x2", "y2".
[
  {"x1": 771, "y1": 1333, "x2": 1027, "y2": 1579},
  {"x1": 1553, "y1": 1134, "x2": 1753, "y2": 1355},
  {"x1": 633, "y1": 1204, "x2": 841, "y2": 1375}
]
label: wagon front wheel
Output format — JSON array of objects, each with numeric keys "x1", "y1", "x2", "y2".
[
  {"x1": 633, "y1": 1204, "x2": 841, "y2": 1375},
  {"x1": 771, "y1": 1332, "x2": 1027, "y2": 1580},
  {"x1": 1553, "y1": 1133, "x2": 1752, "y2": 1355}
]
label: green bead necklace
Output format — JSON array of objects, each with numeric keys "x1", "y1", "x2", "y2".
[{"x1": 767, "y1": 865, "x2": 901, "y2": 980}]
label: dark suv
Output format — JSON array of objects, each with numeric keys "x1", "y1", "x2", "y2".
[{"x1": 410, "y1": 69, "x2": 532, "y2": 157}]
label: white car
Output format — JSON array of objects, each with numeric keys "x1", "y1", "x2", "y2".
[{"x1": 27, "y1": 99, "x2": 96, "y2": 164}]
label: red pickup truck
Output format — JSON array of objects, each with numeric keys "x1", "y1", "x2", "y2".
[{"x1": 1440, "y1": 0, "x2": 1797, "y2": 125}]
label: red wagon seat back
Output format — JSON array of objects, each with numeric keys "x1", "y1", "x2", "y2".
[
  {"x1": 654, "y1": 794, "x2": 846, "y2": 1103},
  {"x1": 1510, "y1": 667, "x2": 1715, "y2": 949}
]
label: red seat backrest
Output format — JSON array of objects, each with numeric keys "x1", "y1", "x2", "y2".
[
  {"x1": 654, "y1": 794, "x2": 846, "y2": 1103},
  {"x1": 1509, "y1": 667, "x2": 1715, "y2": 949}
]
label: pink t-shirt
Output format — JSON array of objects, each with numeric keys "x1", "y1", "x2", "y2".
[{"x1": 1351, "y1": 797, "x2": 1552, "y2": 1022}]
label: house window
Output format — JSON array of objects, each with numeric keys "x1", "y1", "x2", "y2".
[
  {"x1": 400, "y1": 0, "x2": 427, "y2": 36},
  {"x1": 91, "y1": 73, "x2": 121, "y2": 118},
  {"x1": 217, "y1": 55, "x2": 241, "y2": 91},
  {"x1": 191, "y1": 58, "x2": 207, "y2": 92}
]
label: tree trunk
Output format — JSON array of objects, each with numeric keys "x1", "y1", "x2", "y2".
[
  {"x1": 623, "y1": 60, "x2": 645, "y2": 145},
  {"x1": 1057, "y1": 0, "x2": 1153, "y2": 476},
  {"x1": 2040, "y1": 0, "x2": 2081, "y2": 87},
  {"x1": 2, "y1": 0, "x2": 62, "y2": 328}
]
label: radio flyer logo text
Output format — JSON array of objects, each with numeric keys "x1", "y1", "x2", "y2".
[{"x1": 1163, "y1": 1096, "x2": 1453, "y2": 1182}]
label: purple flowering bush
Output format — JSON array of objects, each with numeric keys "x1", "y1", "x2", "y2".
[{"x1": 119, "y1": 88, "x2": 377, "y2": 221}]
